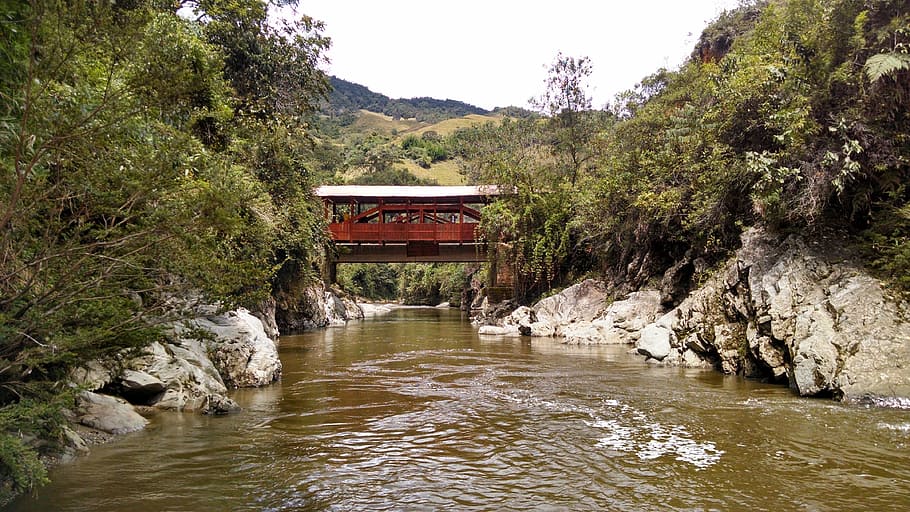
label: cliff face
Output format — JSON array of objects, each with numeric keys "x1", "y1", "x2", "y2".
[
  {"x1": 478, "y1": 227, "x2": 910, "y2": 404},
  {"x1": 642, "y1": 228, "x2": 910, "y2": 403},
  {"x1": 273, "y1": 260, "x2": 363, "y2": 333},
  {"x1": 275, "y1": 280, "x2": 363, "y2": 333}
]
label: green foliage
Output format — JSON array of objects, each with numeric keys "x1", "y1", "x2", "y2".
[
  {"x1": 202, "y1": 0, "x2": 330, "y2": 118},
  {"x1": 0, "y1": 434, "x2": 47, "y2": 502},
  {"x1": 865, "y1": 51, "x2": 910, "y2": 81},
  {"x1": 453, "y1": 109, "x2": 599, "y2": 300},
  {"x1": 0, "y1": 0, "x2": 331, "y2": 493},
  {"x1": 864, "y1": 24, "x2": 910, "y2": 82},
  {"x1": 569, "y1": 0, "x2": 910, "y2": 288},
  {"x1": 398, "y1": 264, "x2": 468, "y2": 305},
  {"x1": 348, "y1": 167, "x2": 437, "y2": 186},
  {"x1": 531, "y1": 53, "x2": 598, "y2": 185},
  {"x1": 344, "y1": 132, "x2": 401, "y2": 174},
  {"x1": 338, "y1": 263, "x2": 471, "y2": 305},
  {"x1": 337, "y1": 264, "x2": 399, "y2": 300},
  {"x1": 401, "y1": 133, "x2": 448, "y2": 168},
  {"x1": 453, "y1": 0, "x2": 910, "y2": 297},
  {"x1": 863, "y1": 203, "x2": 910, "y2": 291},
  {"x1": 0, "y1": 392, "x2": 70, "y2": 501}
]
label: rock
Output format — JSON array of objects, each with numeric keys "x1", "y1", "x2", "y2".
[
  {"x1": 504, "y1": 306, "x2": 536, "y2": 331},
  {"x1": 128, "y1": 340, "x2": 229, "y2": 412},
  {"x1": 435, "y1": 302, "x2": 451, "y2": 308},
  {"x1": 660, "y1": 253, "x2": 695, "y2": 305},
  {"x1": 562, "y1": 322, "x2": 607, "y2": 344},
  {"x1": 821, "y1": 275, "x2": 910, "y2": 399},
  {"x1": 478, "y1": 306, "x2": 537, "y2": 336},
  {"x1": 202, "y1": 394, "x2": 241, "y2": 415},
  {"x1": 72, "y1": 301, "x2": 287, "y2": 415},
  {"x1": 359, "y1": 303, "x2": 394, "y2": 316},
  {"x1": 752, "y1": 335, "x2": 787, "y2": 380},
  {"x1": 636, "y1": 324, "x2": 673, "y2": 361},
  {"x1": 118, "y1": 369, "x2": 166, "y2": 402},
  {"x1": 533, "y1": 279, "x2": 608, "y2": 329},
  {"x1": 478, "y1": 325, "x2": 517, "y2": 336},
  {"x1": 585, "y1": 289, "x2": 663, "y2": 344},
  {"x1": 341, "y1": 294, "x2": 365, "y2": 320},
  {"x1": 680, "y1": 349, "x2": 711, "y2": 368},
  {"x1": 251, "y1": 297, "x2": 280, "y2": 340},
  {"x1": 69, "y1": 360, "x2": 115, "y2": 391},
  {"x1": 276, "y1": 280, "x2": 363, "y2": 332},
  {"x1": 472, "y1": 298, "x2": 520, "y2": 327},
  {"x1": 62, "y1": 427, "x2": 89, "y2": 454},
  {"x1": 635, "y1": 226, "x2": 910, "y2": 403},
  {"x1": 193, "y1": 309, "x2": 282, "y2": 388},
  {"x1": 121, "y1": 307, "x2": 281, "y2": 412},
  {"x1": 76, "y1": 392, "x2": 148, "y2": 435},
  {"x1": 474, "y1": 282, "x2": 663, "y2": 345}
]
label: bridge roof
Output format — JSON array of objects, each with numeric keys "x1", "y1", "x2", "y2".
[{"x1": 315, "y1": 185, "x2": 502, "y2": 203}]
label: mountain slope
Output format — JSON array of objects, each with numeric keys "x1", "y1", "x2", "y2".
[{"x1": 325, "y1": 76, "x2": 490, "y2": 122}]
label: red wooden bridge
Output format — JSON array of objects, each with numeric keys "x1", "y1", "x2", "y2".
[{"x1": 316, "y1": 185, "x2": 501, "y2": 263}]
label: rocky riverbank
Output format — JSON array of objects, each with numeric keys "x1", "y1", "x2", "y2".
[
  {"x1": 475, "y1": 227, "x2": 910, "y2": 405},
  {"x1": 63, "y1": 284, "x2": 369, "y2": 456}
]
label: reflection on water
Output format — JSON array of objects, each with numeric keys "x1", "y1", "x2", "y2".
[{"x1": 6, "y1": 307, "x2": 910, "y2": 511}]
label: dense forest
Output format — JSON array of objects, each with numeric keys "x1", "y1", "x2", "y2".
[
  {"x1": 1, "y1": 0, "x2": 908, "y2": 499},
  {"x1": 0, "y1": 0, "x2": 332, "y2": 497}
]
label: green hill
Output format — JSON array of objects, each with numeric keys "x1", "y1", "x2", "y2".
[
  {"x1": 317, "y1": 77, "x2": 526, "y2": 187},
  {"x1": 324, "y1": 76, "x2": 532, "y2": 123}
]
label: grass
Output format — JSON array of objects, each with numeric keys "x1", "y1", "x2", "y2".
[
  {"x1": 346, "y1": 111, "x2": 502, "y2": 138},
  {"x1": 349, "y1": 110, "x2": 426, "y2": 135},
  {"x1": 413, "y1": 114, "x2": 502, "y2": 137},
  {"x1": 400, "y1": 160, "x2": 466, "y2": 185},
  {"x1": 337, "y1": 110, "x2": 503, "y2": 186}
]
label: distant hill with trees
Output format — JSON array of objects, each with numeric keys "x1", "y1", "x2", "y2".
[{"x1": 324, "y1": 76, "x2": 533, "y2": 122}]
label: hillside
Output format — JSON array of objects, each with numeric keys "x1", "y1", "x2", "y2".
[
  {"x1": 317, "y1": 77, "x2": 514, "y2": 186},
  {"x1": 325, "y1": 76, "x2": 493, "y2": 123},
  {"x1": 324, "y1": 76, "x2": 535, "y2": 123}
]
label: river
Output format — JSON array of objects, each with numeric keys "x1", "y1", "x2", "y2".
[{"x1": 6, "y1": 307, "x2": 910, "y2": 511}]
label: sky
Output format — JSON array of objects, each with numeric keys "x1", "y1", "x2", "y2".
[{"x1": 291, "y1": 0, "x2": 743, "y2": 111}]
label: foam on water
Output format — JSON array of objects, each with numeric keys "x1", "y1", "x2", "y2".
[{"x1": 588, "y1": 401, "x2": 724, "y2": 470}]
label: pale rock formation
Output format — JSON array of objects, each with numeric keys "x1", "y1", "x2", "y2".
[
  {"x1": 75, "y1": 392, "x2": 148, "y2": 435},
  {"x1": 72, "y1": 305, "x2": 281, "y2": 415},
  {"x1": 638, "y1": 227, "x2": 910, "y2": 402},
  {"x1": 186, "y1": 309, "x2": 282, "y2": 388},
  {"x1": 477, "y1": 281, "x2": 663, "y2": 345},
  {"x1": 565, "y1": 290, "x2": 663, "y2": 345}
]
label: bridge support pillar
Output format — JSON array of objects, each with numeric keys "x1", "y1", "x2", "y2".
[
  {"x1": 484, "y1": 243, "x2": 515, "y2": 303},
  {"x1": 322, "y1": 255, "x2": 337, "y2": 285}
]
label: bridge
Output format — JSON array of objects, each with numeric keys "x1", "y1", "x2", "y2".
[{"x1": 316, "y1": 185, "x2": 501, "y2": 266}]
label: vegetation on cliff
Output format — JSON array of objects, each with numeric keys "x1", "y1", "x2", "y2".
[
  {"x1": 0, "y1": 0, "x2": 330, "y2": 497},
  {"x1": 455, "y1": 0, "x2": 909, "y2": 303}
]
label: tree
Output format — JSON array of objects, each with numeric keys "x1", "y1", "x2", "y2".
[
  {"x1": 531, "y1": 53, "x2": 598, "y2": 185},
  {"x1": 452, "y1": 117, "x2": 586, "y2": 300},
  {"x1": 0, "y1": 0, "x2": 332, "y2": 495}
]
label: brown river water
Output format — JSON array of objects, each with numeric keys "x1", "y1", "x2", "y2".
[{"x1": 6, "y1": 307, "x2": 910, "y2": 511}]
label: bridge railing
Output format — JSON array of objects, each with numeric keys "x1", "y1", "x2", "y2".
[{"x1": 329, "y1": 222, "x2": 480, "y2": 243}]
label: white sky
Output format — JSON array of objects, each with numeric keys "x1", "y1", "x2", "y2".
[{"x1": 292, "y1": 0, "x2": 743, "y2": 111}]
